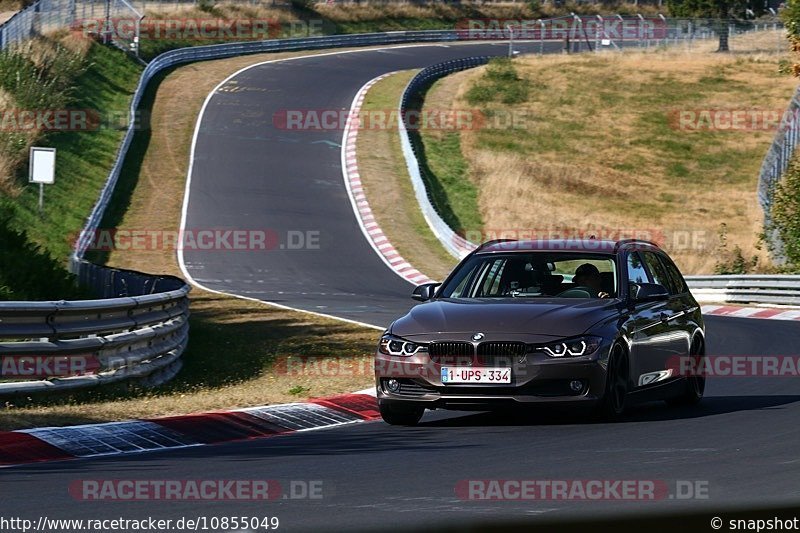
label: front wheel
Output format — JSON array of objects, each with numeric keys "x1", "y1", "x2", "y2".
[
  {"x1": 379, "y1": 403, "x2": 424, "y2": 426},
  {"x1": 594, "y1": 343, "x2": 629, "y2": 421}
]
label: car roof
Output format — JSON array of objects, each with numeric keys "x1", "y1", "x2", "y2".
[{"x1": 474, "y1": 238, "x2": 662, "y2": 254}]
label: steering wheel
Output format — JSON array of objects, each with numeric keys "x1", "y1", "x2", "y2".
[{"x1": 556, "y1": 286, "x2": 593, "y2": 298}]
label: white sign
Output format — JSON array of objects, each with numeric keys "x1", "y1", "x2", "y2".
[{"x1": 29, "y1": 147, "x2": 56, "y2": 184}]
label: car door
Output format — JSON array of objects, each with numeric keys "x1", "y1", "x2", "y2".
[
  {"x1": 624, "y1": 251, "x2": 679, "y2": 388},
  {"x1": 635, "y1": 251, "x2": 692, "y2": 384},
  {"x1": 657, "y1": 252, "x2": 700, "y2": 351}
]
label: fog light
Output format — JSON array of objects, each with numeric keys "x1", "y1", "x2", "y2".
[
  {"x1": 387, "y1": 379, "x2": 400, "y2": 392},
  {"x1": 569, "y1": 380, "x2": 583, "y2": 393}
]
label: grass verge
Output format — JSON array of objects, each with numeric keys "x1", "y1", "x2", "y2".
[
  {"x1": 0, "y1": 36, "x2": 142, "y2": 299},
  {"x1": 417, "y1": 31, "x2": 797, "y2": 274},
  {"x1": 355, "y1": 71, "x2": 457, "y2": 282}
]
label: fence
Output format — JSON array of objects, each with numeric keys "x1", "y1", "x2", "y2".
[
  {"x1": 0, "y1": 0, "x2": 143, "y2": 51},
  {"x1": 757, "y1": 86, "x2": 800, "y2": 264}
]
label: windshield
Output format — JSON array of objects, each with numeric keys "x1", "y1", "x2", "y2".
[{"x1": 440, "y1": 252, "x2": 618, "y2": 299}]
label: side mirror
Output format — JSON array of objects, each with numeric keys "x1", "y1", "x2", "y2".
[
  {"x1": 412, "y1": 282, "x2": 441, "y2": 302},
  {"x1": 631, "y1": 282, "x2": 670, "y2": 302}
]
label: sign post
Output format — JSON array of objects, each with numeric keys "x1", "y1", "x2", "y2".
[{"x1": 29, "y1": 147, "x2": 56, "y2": 213}]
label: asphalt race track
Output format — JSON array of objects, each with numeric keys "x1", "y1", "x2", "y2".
[
  {"x1": 4, "y1": 42, "x2": 800, "y2": 531},
  {"x1": 180, "y1": 41, "x2": 562, "y2": 326}
]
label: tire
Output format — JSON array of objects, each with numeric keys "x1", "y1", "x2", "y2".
[
  {"x1": 666, "y1": 338, "x2": 706, "y2": 407},
  {"x1": 594, "y1": 342, "x2": 629, "y2": 421},
  {"x1": 379, "y1": 403, "x2": 424, "y2": 426}
]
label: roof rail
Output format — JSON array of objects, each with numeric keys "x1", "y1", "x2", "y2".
[
  {"x1": 476, "y1": 238, "x2": 518, "y2": 251},
  {"x1": 614, "y1": 239, "x2": 660, "y2": 251}
]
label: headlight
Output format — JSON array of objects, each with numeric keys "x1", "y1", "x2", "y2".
[
  {"x1": 378, "y1": 334, "x2": 425, "y2": 357},
  {"x1": 540, "y1": 336, "x2": 602, "y2": 358}
]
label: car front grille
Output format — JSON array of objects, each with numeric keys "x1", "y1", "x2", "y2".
[
  {"x1": 429, "y1": 341, "x2": 474, "y2": 365},
  {"x1": 429, "y1": 342, "x2": 473, "y2": 358},
  {"x1": 427, "y1": 341, "x2": 529, "y2": 366},
  {"x1": 477, "y1": 342, "x2": 526, "y2": 356},
  {"x1": 476, "y1": 341, "x2": 526, "y2": 366}
]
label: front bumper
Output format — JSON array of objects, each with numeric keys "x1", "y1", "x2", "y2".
[{"x1": 374, "y1": 349, "x2": 609, "y2": 411}]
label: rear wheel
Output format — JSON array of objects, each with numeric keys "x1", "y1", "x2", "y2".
[
  {"x1": 594, "y1": 343, "x2": 629, "y2": 421},
  {"x1": 667, "y1": 338, "x2": 705, "y2": 407},
  {"x1": 379, "y1": 403, "x2": 424, "y2": 426}
]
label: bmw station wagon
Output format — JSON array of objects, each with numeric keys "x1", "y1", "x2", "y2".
[{"x1": 375, "y1": 239, "x2": 706, "y2": 425}]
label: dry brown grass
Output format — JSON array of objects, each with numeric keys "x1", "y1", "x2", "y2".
[
  {"x1": 144, "y1": 3, "x2": 300, "y2": 22},
  {"x1": 356, "y1": 71, "x2": 457, "y2": 282},
  {"x1": 450, "y1": 32, "x2": 797, "y2": 274},
  {"x1": 315, "y1": 2, "x2": 661, "y2": 22}
]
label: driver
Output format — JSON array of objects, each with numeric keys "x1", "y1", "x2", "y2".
[{"x1": 573, "y1": 263, "x2": 610, "y2": 298}]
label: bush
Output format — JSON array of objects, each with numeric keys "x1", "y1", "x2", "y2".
[
  {"x1": 714, "y1": 223, "x2": 759, "y2": 274},
  {"x1": 466, "y1": 58, "x2": 529, "y2": 106},
  {"x1": 770, "y1": 155, "x2": 800, "y2": 266}
]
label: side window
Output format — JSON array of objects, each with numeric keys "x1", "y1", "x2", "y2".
[
  {"x1": 626, "y1": 252, "x2": 650, "y2": 284},
  {"x1": 658, "y1": 254, "x2": 689, "y2": 295},
  {"x1": 642, "y1": 251, "x2": 672, "y2": 292}
]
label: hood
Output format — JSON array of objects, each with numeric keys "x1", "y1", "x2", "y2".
[{"x1": 390, "y1": 298, "x2": 621, "y2": 340}]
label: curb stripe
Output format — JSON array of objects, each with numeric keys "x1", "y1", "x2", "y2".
[
  {"x1": 340, "y1": 73, "x2": 435, "y2": 287},
  {"x1": 0, "y1": 394, "x2": 379, "y2": 467},
  {"x1": 0, "y1": 432, "x2": 73, "y2": 465},
  {"x1": 702, "y1": 305, "x2": 800, "y2": 321}
]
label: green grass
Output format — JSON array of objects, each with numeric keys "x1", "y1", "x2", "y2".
[
  {"x1": 409, "y1": 76, "x2": 485, "y2": 236},
  {"x1": 0, "y1": 42, "x2": 142, "y2": 299}
]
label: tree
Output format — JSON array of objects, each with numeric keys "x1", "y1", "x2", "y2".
[
  {"x1": 783, "y1": 0, "x2": 800, "y2": 76},
  {"x1": 667, "y1": 0, "x2": 764, "y2": 52}
]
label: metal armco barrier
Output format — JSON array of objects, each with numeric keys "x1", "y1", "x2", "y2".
[
  {"x1": 686, "y1": 275, "x2": 800, "y2": 306},
  {"x1": 0, "y1": 262, "x2": 190, "y2": 396}
]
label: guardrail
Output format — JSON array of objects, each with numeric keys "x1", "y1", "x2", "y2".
[
  {"x1": 0, "y1": 262, "x2": 190, "y2": 396},
  {"x1": 686, "y1": 275, "x2": 800, "y2": 306}
]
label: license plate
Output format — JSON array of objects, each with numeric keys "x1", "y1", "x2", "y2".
[{"x1": 441, "y1": 367, "x2": 511, "y2": 384}]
